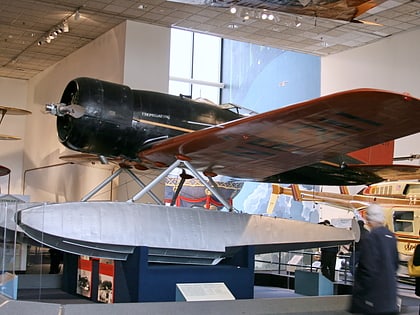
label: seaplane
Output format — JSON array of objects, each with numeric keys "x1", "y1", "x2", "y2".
[{"x1": 15, "y1": 77, "x2": 420, "y2": 262}]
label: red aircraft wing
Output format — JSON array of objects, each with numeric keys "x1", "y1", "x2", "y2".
[
  {"x1": 139, "y1": 89, "x2": 420, "y2": 184},
  {"x1": 212, "y1": 0, "x2": 386, "y2": 22}
]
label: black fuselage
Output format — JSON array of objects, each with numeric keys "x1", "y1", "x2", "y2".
[{"x1": 57, "y1": 77, "x2": 242, "y2": 160}]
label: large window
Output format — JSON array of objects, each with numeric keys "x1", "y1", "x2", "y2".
[{"x1": 169, "y1": 29, "x2": 223, "y2": 104}]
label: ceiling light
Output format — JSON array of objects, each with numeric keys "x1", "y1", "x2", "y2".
[
  {"x1": 63, "y1": 21, "x2": 69, "y2": 32},
  {"x1": 230, "y1": 7, "x2": 237, "y2": 14},
  {"x1": 295, "y1": 17, "x2": 302, "y2": 27},
  {"x1": 37, "y1": 13, "x2": 74, "y2": 48}
]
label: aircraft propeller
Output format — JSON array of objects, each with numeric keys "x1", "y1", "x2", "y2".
[{"x1": 44, "y1": 103, "x2": 85, "y2": 118}]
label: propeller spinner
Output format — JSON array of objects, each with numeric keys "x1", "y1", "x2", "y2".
[{"x1": 45, "y1": 103, "x2": 85, "y2": 119}]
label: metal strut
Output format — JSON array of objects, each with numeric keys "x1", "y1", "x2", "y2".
[
  {"x1": 127, "y1": 158, "x2": 234, "y2": 211},
  {"x1": 128, "y1": 160, "x2": 182, "y2": 203},
  {"x1": 81, "y1": 168, "x2": 123, "y2": 202},
  {"x1": 183, "y1": 160, "x2": 233, "y2": 212},
  {"x1": 81, "y1": 167, "x2": 162, "y2": 204}
]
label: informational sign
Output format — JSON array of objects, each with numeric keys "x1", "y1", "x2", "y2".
[
  {"x1": 175, "y1": 282, "x2": 235, "y2": 301},
  {"x1": 76, "y1": 256, "x2": 92, "y2": 298},
  {"x1": 97, "y1": 259, "x2": 114, "y2": 303}
]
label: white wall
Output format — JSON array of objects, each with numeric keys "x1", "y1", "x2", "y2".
[
  {"x1": 19, "y1": 21, "x2": 171, "y2": 203},
  {"x1": 321, "y1": 27, "x2": 420, "y2": 165},
  {"x1": 22, "y1": 22, "x2": 127, "y2": 202},
  {"x1": 117, "y1": 21, "x2": 171, "y2": 203},
  {"x1": 124, "y1": 21, "x2": 170, "y2": 91},
  {"x1": 0, "y1": 77, "x2": 28, "y2": 193}
]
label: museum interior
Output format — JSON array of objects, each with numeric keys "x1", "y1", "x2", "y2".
[{"x1": 0, "y1": 0, "x2": 420, "y2": 314}]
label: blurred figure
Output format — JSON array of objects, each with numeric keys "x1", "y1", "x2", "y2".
[
  {"x1": 349, "y1": 204, "x2": 399, "y2": 314},
  {"x1": 319, "y1": 220, "x2": 339, "y2": 282},
  {"x1": 350, "y1": 220, "x2": 369, "y2": 275},
  {"x1": 412, "y1": 244, "x2": 420, "y2": 297},
  {"x1": 49, "y1": 248, "x2": 63, "y2": 274}
]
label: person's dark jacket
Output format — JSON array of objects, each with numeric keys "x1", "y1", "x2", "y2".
[
  {"x1": 413, "y1": 244, "x2": 420, "y2": 296},
  {"x1": 350, "y1": 226, "x2": 399, "y2": 314}
]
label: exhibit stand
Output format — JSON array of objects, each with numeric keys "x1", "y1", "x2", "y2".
[
  {"x1": 63, "y1": 245, "x2": 255, "y2": 303},
  {"x1": 0, "y1": 272, "x2": 18, "y2": 299},
  {"x1": 294, "y1": 270, "x2": 333, "y2": 296}
]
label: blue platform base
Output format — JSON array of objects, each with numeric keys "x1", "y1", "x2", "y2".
[
  {"x1": 114, "y1": 246, "x2": 255, "y2": 302},
  {"x1": 63, "y1": 246, "x2": 255, "y2": 303},
  {"x1": 294, "y1": 270, "x2": 333, "y2": 296}
]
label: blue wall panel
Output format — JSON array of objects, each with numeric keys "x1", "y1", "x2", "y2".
[{"x1": 222, "y1": 39, "x2": 321, "y2": 221}]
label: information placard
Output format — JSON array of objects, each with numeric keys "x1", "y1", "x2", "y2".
[{"x1": 176, "y1": 282, "x2": 235, "y2": 301}]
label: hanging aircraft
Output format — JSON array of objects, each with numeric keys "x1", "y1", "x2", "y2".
[
  {"x1": 0, "y1": 105, "x2": 31, "y2": 140},
  {"x1": 191, "y1": 0, "x2": 385, "y2": 24}
]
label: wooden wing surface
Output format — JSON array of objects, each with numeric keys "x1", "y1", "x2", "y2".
[{"x1": 139, "y1": 89, "x2": 420, "y2": 183}]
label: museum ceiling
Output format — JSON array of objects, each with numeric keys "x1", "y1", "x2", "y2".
[{"x1": 0, "y1": 0, "x2": 419, "y2": 80}]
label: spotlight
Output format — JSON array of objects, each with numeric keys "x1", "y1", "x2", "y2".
[
  {"x1": 63, "y1": 21, "x2": 69, "y2": 32},
  {"x1": 268, "y1": 14, "x2": 274, "y2": 20},
  {"x1": 230, "y1": 7, "x2": 237, "y2": 14},
  {"x1": 261, "y1": 13, "x2": 267, "y2": 19}
]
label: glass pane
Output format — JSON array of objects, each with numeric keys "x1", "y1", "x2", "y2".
[
  {"x1": 192, "y1": 33, "x2": 221, "y2": 83},
  {"x1": 170, "y1": 29, "x2": 193, "y2": 78},
  {"x1": 169, "y1": 81, "x2": 191, "y2": 97},
  {"x1": 394, "y1": 221, "x2": 413, "y2": 232},
  {"x1": 405, "y1": 184, "x2": 420, "y2": 196},
  {"x1": 394, "y1": 211, "x2": 414, "y2": 220},
  {"x1": 192, "y1": 84, "x2": 220, "y2": 104}
]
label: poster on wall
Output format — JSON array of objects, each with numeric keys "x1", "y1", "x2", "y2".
[
  {"x1": 97, "y1": 258, "x2": 114, "y2": 303},
  {"x1": 76, "y1": 256, "x2": 92, "y2": 298}
]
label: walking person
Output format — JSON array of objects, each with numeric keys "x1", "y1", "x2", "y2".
[
  {"x1": 349, "y1": 204, "x2": 399, "y2": 314},
  {"x1": 350, "y1": 219, "x2": 369, "y2": 275},
  {"x1": 319, "y1": 220, "x2": 339, "y2": 282}
]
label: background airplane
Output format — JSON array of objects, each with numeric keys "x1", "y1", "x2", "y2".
[
  {"x1": 0, "y1": 105, "x2": 31, "y2": 140},
  {"x1": 276, "y1": 181, "x2": 420, "y2": 261},
  {"x1": 200, "y1": 0, "x2": 385, "y2": 23}
]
